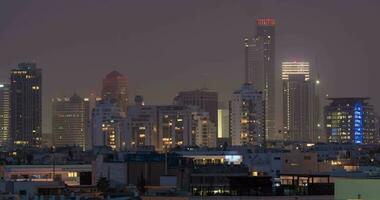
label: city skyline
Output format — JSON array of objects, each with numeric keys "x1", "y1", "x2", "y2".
[{"x1": 0, "y1": 1, "x2": 378, "y2": 108}]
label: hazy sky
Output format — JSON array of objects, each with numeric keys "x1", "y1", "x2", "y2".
[{"x1": 0, "y1": 0, "x2": 379, "y2": 132}]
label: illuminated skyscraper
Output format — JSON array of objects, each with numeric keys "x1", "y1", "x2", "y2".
[
  {"x1": 325, "y1": 98, "x2": 378, "y2": 144},
  {"x1": 282, "y1": 61, "x2": 321, "y2": 143},
  {"x1": 101, "y1": 71, "x2": 128, "y2": 113},
  {"x1": 0, "y1": 83, "x2": 10, "y2": 149},
  {"x1": 52, "y1": 94, "x2": 90, "y2": 150},
  {"x1": 10, "y1": 63, "x2": 42, "y2": 148},
  {"x1": 230, "y1": 83, "x2": 265, "y2": 146},
  {"x1": 244, "y1": 18, "x2": 276, "y2": 140}
]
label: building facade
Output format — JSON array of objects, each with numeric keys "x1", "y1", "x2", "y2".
[
  {"x1": 230, "y1": 83, "x2": 265, "y2": 146},
  {"x1": 52, "y1": 93, "x2": 90, "y2": 150},
  {"x1": 192, "y1": 112, "x2": 217, "y2": 148},
  {"x1": 282, "y1": 61, "x2": 321, "y2": 143},
  {"x1": 325, "y1": 98, "x2": 378, "y2": 144},
  {"x1": 10, "y1": 63, "x2": 42, "y2": 149},
  {"x1": 173, "y1": 89, "x2": 218, "y2": 131},
  {"x1": 91, "y1": 100, "x2": 126, "y2": 150},
  {"x1": 0, "y1": 83, "x2": 10, "y2": 149}
]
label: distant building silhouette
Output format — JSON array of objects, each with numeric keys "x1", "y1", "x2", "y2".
[{"x1": 101, "y1": 71, "x2": 128, "y2": 113}]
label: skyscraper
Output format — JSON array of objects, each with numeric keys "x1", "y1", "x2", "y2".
[
  {"x1": 101, "y1": 71, "x2": 128, "y2": 113},
  {"x1": 230, "y1": 83, "x2": 265, "y2": 146},
  {"x1": 325, "y1": 98, "x2": 378, "y2": 144},
  {"x1": 52, "y1": 93, "x2": 90, "y2": 150},
  {"x1": 10, "y1": 63, "x2": 42, "y2": 148},
  {"x1": 0, "y1": 83, "x2": 10, "y2": 149},
  {"x1": 245, "y1": 18, "x2": 276, "y2": 140},
  {"x1": 282, "y1": 61, "x2": 320, "y2": 143},
  {"x1": 173, "y1": 88, "x2": 218, "y2": 130}
]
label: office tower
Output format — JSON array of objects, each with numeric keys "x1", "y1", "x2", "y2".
[
  {"x1": 192, "y1": 112, "x2": 217, "y2": 148},
  {"x1": 245, "y1": 18, "x2": 276, "y2": 140},
  {"x1": 126, "y1": 96, "x2": 158, "y2": 150},
  {"x1": 10, "y1": 63, "x2": 42, "y2": 148},
  {"x1": 91, "y1": 100, "x2": 126, "y2": 150},
  {"x1": 173, "y1": 89, "x2": 218, "y2": 130},
  {"x1": 325, "y1": 98, "x2": 378, "y2": 144},
  {"x1": 282, "y1": 61, "x2": 321, "y2": 143},
  {"x1": 230, "y1": 83, "x2": 265, "y2": 146},
  {"x1": 101, "y1": 71, "x2": 128, "y2": 113},
  {"x1": 0, "y1": 83, "x2": 10, "y2": 149},
  {"x1": 217, "y1": 108, "x2": 229, "y2": 138},
  {"x1": 52, "y1": 94, "x2": 90, "y2": 150}
]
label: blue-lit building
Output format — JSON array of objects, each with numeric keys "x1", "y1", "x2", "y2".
[{"x1": 324, "y1": 98, "x2": 378, "y2": 144}]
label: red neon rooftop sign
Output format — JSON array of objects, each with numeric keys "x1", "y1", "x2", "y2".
[{"x1": 256, "y1": 18, "x2": 275, "y2": 26}]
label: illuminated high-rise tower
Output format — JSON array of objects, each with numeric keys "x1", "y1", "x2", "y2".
[
  {"x1": 10, "y1": 63, "x2": 42, "y2": 148},
  {"x1": 245, "y1": 18, "x2": 276, "y2": 140},
  {"x1": 101, "y1": 71, "x2": 128, "y2": 113},
  {"x1": 282, "y1": 61, "x2": 321, "y2": 143},
  {"x1": 0, "y1": 83, "x2": 10, "y2": 149},
  {"x1": 52, "y1": 93, "x2": 90, "y2": 150}
]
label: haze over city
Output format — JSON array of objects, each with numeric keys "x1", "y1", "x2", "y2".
[{"x1": 0, "y1": 1, "x2": 378, "y2": 104}]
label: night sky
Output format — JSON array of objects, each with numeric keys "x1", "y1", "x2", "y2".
[{"x1": 0, "y1": 0, "x2": 379, "y2": 133}]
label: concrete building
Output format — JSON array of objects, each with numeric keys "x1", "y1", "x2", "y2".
[
  {"x1": 101, "y1": 71, "x2": 128, "y2": 113},
  {"x1": 126, "y1": 95, "x2": 217, "y2": 151},
  {"x1": 282, "y1": 61, "x2": 321, "y2": 143},
  {"x1": 324, "y1": 98, "x2": 378, "y2": 144},
  {"x1": 0, "y1": 164, "x2": 92, "y2": 186},
  {"x1": 10, "y1": 63, "x2": 42, "y2": 149},
  {"x1": 192, "y1": 112, "x2": 217, "y2": 148},
  {"x1": 230, "y1": 83, "x2": 265, "y2": 146},
  {"x1": 52, "y1": 93, "x2": 90, "y2": 150},
  {"x1": 157, "y1": 105, "x2": 193, "y2": 151},
  {"x1": 0, "y1": 83, "x2": 10, "y2": 150},
  {"x1": 91, "y1": 100, "x2": 126, "y2": 150}
]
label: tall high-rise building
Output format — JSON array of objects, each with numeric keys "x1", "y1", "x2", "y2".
[
  {"x1": 173, "y1": 89, "x2": 218, "y2": 129},
  {"x1": 91, "y1": 100, "x2": 126, "y2": 150},
  {"x1": 52, "y1": 93, "x2": 90, "y2": 150},
  {"x1": 325, "y1": 98, "x2": 378, "y2": 144},
  {"x1": 10, "y1": 63, "x2": 42, "y2": 148},
  {"x1": 0, "y1": 83, "x2": 10, "y2": 149},
  {"x1": 282, "y1": 61, "x2": 321, "y2": 143},
  {"x1": 230, "y1": 83, "x2": 265, "y2": 146},
  {"x1": 245, "y1": 18, "x2": 276, "y2": 140},
  {"x1": 101, "y1": 71, "x2": 128, "y2": 113}
]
